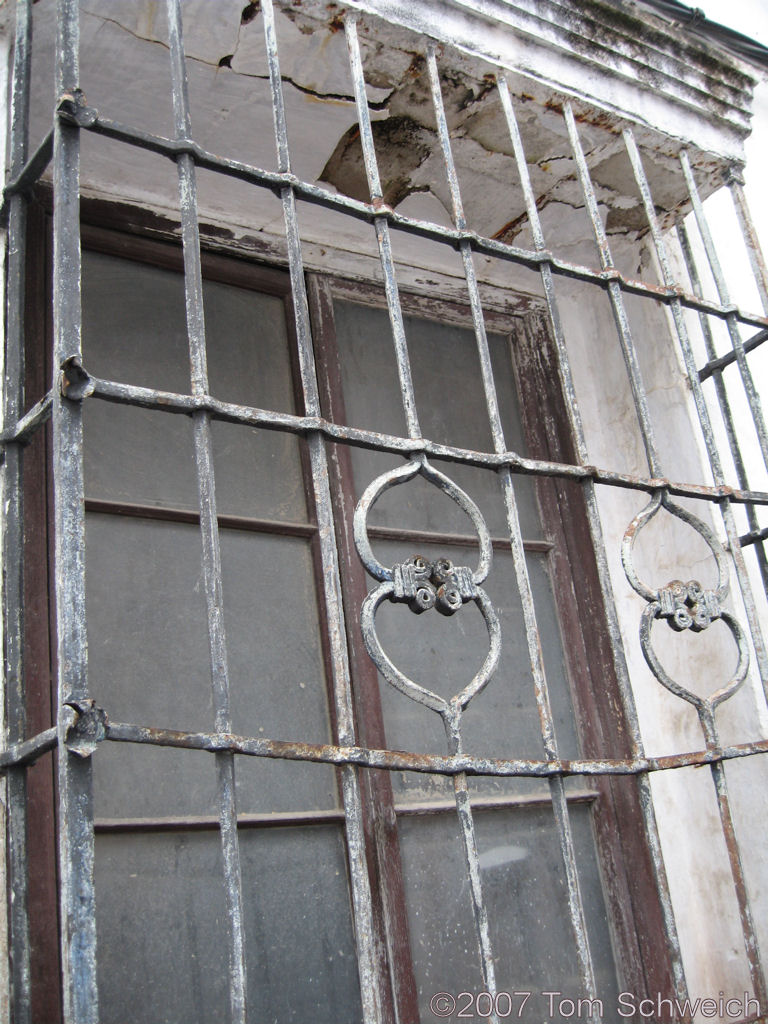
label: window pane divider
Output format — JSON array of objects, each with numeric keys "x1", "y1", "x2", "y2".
[
  {"x1": 4, "y1": 1, "x2": 33, "y2": 1018},
  {"x1": 83, "y1": 499, "x2": 317, "y2": 539},
  {"x1": 91, "y1": 790, "x2": 601, "y2": 834}
]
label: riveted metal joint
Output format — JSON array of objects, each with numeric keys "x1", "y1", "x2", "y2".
[
  {"x1": 60, "y1": 355, "x2": 94, "y2": 401},
  {"x1": 62, "y1": 699, "x2": 108, "y2": 759}
]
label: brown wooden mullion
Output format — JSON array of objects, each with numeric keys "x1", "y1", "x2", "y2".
[
  {"x1": 83, "y1": 497, "x2": 317, "y2": 539},
  {"x1": 308, "y1": 273, "x2": 421, "y2": 1024},
  {"x1": 23, "y1": 200, "x2": 63, "y2": 1023}
]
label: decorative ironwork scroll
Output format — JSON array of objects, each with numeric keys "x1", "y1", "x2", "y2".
[
  {"x1": 622, "y1": 490, "x2": 749, "y2": 713},
  {"x1": 353, "y1": 454, "x2": 501, "y2": 749},
  {"x1": 622, "y1": 490, "x2": 766, "y2": 1006}
]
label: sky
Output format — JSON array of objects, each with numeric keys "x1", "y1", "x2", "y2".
[{"x1": 699, "y1": 0, "x2": 768, "y2": 48}]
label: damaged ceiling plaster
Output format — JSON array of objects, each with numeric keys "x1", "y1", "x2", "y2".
[{"x1": 23, "y1": 0, "x2": 751, "y2": 285}]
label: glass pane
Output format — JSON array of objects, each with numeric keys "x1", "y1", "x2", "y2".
[
  {"x1": 333, "y1": 298, "x2": 542, "y2": 539},
  {"x1": 397, "y1": 804, "x2": 619, "y2": 1022},
  {"x1": 211, "y1": 420, "x2": 308, "y2": 522},
  {"x1": 82, "y1": 249, "x2": 189, "y2": 393},
  {"x1": 95, "y1": 826, "x2": 362, "y2": 1024},
  {"x1": 88, "y1": 517, "x2": 337, "y2": 816},
  {"x1": 240, "y1": 827, "x2": 362, "y2": 1023},
  {"x1": 222, "y1": 530, "x2": 339, "y2": 814},
  {"x1": 84, "y1": 404, "x2": 199, "y2": 510},
  {"x1": 95, "y1": 832, "x2": 229, "y2": 1023},
  {"x1": 81, "y1": 249, "x2": 307, "y2": 520}
]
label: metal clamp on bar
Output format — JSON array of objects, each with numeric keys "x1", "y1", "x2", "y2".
[
  {"x1": 56, "y1": 89, "x2": 97, "y2": 126},
  {"x1": 60, "y1": 355, "x2": 94, "y2": 401},
  {"x1": 62, "y1": 700, "x2": 108, "y2": 759}
]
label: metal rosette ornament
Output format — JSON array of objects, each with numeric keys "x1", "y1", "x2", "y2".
[
  {"x1": 621, "y1": 490, "x2": 749, "y2": 720},
  {"x1": 353, "y1": 454, "x2": 501, "y2": 754}
]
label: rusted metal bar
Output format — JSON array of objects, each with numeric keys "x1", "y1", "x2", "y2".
[
  {"x1": 260, "y1": 3, "x2": 384, "y2": 1020},
  {"x1": 0, "y1": 729, "x2": 57, "y2": 772},
  {"x1": 428, "y1": 47, "x2": 598, "y2": 1019},
  {"x1": 674, "y1": 217, "x2": 768, "y2": 602},
  {"x1": 699, "y1": 706, "x2": 768, "y2": 1009},
  {"x1": 165, "y1": 2, "x2": 247, "y2": 1020},
  {"x1": 0, "y1": 128, "x2": 53, "y2": 227},
  {"x1": 4, "y1": 1, "x2": 33, "y2": 1018},
  {"x1": 565, "y1": 102, "x2": 663, "y2": 478},
  {"x1": 52, "y1": 1, "x2": 100, "y2": 1020},
  {"x1": 345, "y1": 14, "x2": 420, "y2": 441},
  {"x1": 3, "y1": 716, "x2": 768, "y2": 778},
  {"x1": 496, "y1": 76, "x2": 690, "y2": 1009},
  {"x1": 699, "y1": 328, "x2": 768, "y2": 381},
  {"x1": 68, "y1": 372, "x2": 768, "y2": 505},
  {"x1": 680, "y1": 150, "x2": 768, "y2": 473},
  {"x1": 625, "y1": 130, "x2": 768, "y2": 1002},
  {"x1": 726, "y1": 167, "x2": 768, "y2": 314},
  {"x1": 99, "y1": 720, "x2": 768, "y2": 776},
  {"x1": 624, "y1": 129, "x2": 768, "y2": 694},
  {"x1": 739, "y1": 526, "x2": 768, "y2": 548},
  {"x1": 56, "y1": 102, "x2": 768, "y2": 335},
  {"x1": 0, "y1": 391, "x2": 54, "y2": 446}
]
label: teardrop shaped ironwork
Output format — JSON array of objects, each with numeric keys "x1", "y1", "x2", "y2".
[
  {"x1": 622, "y1": 490, "x2": 749, "y2": 710},
  {"x1": 354, "y1": 454, "x2": 501, "y2": 719}
]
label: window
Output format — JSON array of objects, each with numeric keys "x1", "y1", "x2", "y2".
[
  {"x1": 4, "y1": 0, "x2": 768, "y2": 1022},
  {"x1": 18, "y1": 209, "x2": 671, "y2": 1021}
]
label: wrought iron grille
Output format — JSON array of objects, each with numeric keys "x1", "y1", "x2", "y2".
[{"x1": 2, "y1": 0, "x2": 768, "y2": 1021}]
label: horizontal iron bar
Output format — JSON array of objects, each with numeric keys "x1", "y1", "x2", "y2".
[
  {"x1": 0, "y1": 128, "x2": 53, "y2": 217},
  {"x1": 699, "y1": 327, "x2": 768, "y2": 381},
  {"x1": 92, "y1": 789, "x2": 599, "y2": 833},
  {"x1": 0, "y1": 391, "x2": 53, "y2": 445},
  {"x1": 739, "y1": 526, "x2": 768, "y2": 548},
  {"x1": 3, "y1": 720, "x2": 768, "y2": 778},
  {"x1": 56, "y1": 104, "x2": 768, "y2": 333},
  {"x1": 102, "y1": 721, "x2": 768, "y2": 778},
  {"x1": 78, "y1": 373, "x2": 768, "y2": 505},
  {"x1": 0, "y1": 728, "x2": 57, "y2": 770}
]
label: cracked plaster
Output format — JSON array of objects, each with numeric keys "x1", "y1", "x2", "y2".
[{"x1": 24, "y1": 0, "x2": 750, "y2": 275}]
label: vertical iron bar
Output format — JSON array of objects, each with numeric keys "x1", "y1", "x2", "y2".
[
  {"x1": 623, "y1": 128, "x2": 768, "y2": 695},
  {"x1": 260, "y1": 3, "x2": 383, "y2": 1020},
  {"x1": 165, "y1": 3, "x2": 247, "y2": 1020},
  {"x1": 563, "y1": 102, "x2": 664, "y2": 479},
  {"x1": 4, "y1": 1, "x2": 32, "y2": 1020},
  {"x1": 496, "y1": 76, "x2": 690, "y2": 1008},
  {"x1": 52, "y1": 1, "x2": 99, "y2": 1020},
  {"x1": 428, "y1": 48, "x2": 599, "y2": 1019},
  {"x1": 344, "y1": 14, "x2": 421, "y2": 441},
  {"x1": 625, "y1": 125, "x2": 768, "y2": 1003},
  {"x1": 674, "y1": 217, "x2": 768, "y2": 602},
  {"x1": 680, "y1": 150, "x2": 768, "y2": 473},
  {"x1": 699, "y1": 708, "x2": 768, "y2": 1008},
  {"x1": 726, "y1": 168, "x2": 768, "y2": 314}
]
